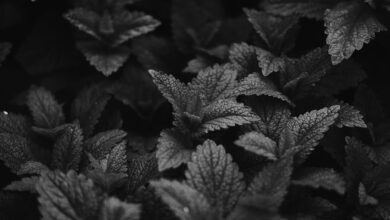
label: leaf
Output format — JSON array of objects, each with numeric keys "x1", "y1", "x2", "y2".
[
  {"x1": 287, "y1": 105, "x2": 340, "y2": 160},
  {"x1": 0, "y1": 133, "x2": 34, "y2": 173},
  {"x1": 292, "y1": 168, "x2": 345, "y2": 194},
  {"x1": 232, "y1": 73, "x2": 292, "y2": 105},
  {"x1": 127, "y1": 153, "x2": 158, "y2": 192},
  {"x1": 17, "y1": 161, "x2": 49, "y2": 176},
  {"x1": 247, "y1": 97, "x2": 291, "y2": 141},
  {"x1": 156, "y1": 129, "x2": 193, "y2": 171},
  {"x1": 243, "y1": 157, "x2": 293, "y2": 212},
  {"x1": 0, "y1": 42, "x2": 12, "y2": 66},
  {"x1": 85, "y1": 129, "x2": 127, "y2": 159},
  {"x1": 257, "y1": 48, "x2": 286, "y2": 76},
  {"x1": 244, "y1": 9, "x2": 299, "y2": 53},
  {"x1": 77, "y1": 41, "x2": 130, "y2": 76},
  {"x1": 149, "y1": 70, "x2": 189, "y2": 113},
  {"x1": 185, "y1": 140, "x2": 245, "y2": 214},
  {"x1": 71, "y1": 84, "x2": 110, "y2": 137},
  {"x1": 51, "y1": 123, "x2": 83, "y2": 171},
  {"x1": 324, "y1": 1, "x2": 387, "y2": 64},
  {"x1": 5, "y1": 176, "x2": 39, "y2": 193},
  {"x1": 0, "y1": 112, "x2": 31, "y2": 137},
  {"x1": 333, "y1": 101, "x2": 367, "y2": 128},
  {"x1": 64, "y1": 8, "x2": 100, "y2": 39},
  {"x1": 150, "y1": 179, "x2": 218, "y2": 220},
  {"x1": 100, "y1": 197, "x2": 141, "y2": 220},
  {"x1": 198, "y1": 99, "x2": 260, "y2": 135},
  {"x1": 36, "y1": 170, "x2": 101, "y2": 220},
  {"x1": 228, "y1": 42, "x2": 261, "y2": 77},
  {"x1": 27, "y1": 86, "x2": 65, "y2": 129},
  {"x1": 261, "y1": 0, "x2": 337, "y2": 20},
  {"x1": 190, "y1": 64, "x2": 238, "y2": 104},
  {"x1": 235, "y1": 131, "x2": 277, "y2": 160}
]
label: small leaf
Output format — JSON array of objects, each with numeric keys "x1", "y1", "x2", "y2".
[
  {"x1": 51, "y1": 123, "x2": 83, "y2": 171},
  {"x1": 229, "y1": 42, "x2": 261, "y2": 76},
  {"x1": 77, "y1": 41, "x2": 130, "y2": 76},
  {"x1": 150, "y1": 179, "x2": 217, "y2": 220},
  {"x1": 64, "y1": 8, "x2": 100, "y2": 39},
  {"x1": 287, "y1": 105, "x2": 340, "y2": 160},
  {"x1": 185, "y1": 140, "x2": 245, "y2": 214},
  {"x1": 156, "y1": 129, "x2": 193, "y2": 171},
  {"x1": 0, "y1": 133, "x2": 34, "y2": 173},
  {"x1": 36, "y1": 170, "x2": 101, "y2": 220},
  {"x1": 27, "y1": 86, "x2": 65, "y2": 129},
  {"x1": 5, "y1": 176, "x2": 39, "y2": 193},
  {"x1": 324, "y1": 1, "x2": 387, "y2": 64},
  {"x1": 334, "y1": 101, "x2": 367, "y2": 128},
  {"x1": 85, "y1": 129, "x2": 127, "y2": 159},
  {"x1": 235, "y1": 131, "x2": 277, "y2": 160},
  {"x1": 100, "y1": 197, "x2": 141, "y2": 220},
  {"x1": 190, "y1": 64, "x2": 238, "y2": 104},
  {"x1": 71, "y1": 84, "x2": 110, "y2": 137},
  {"x1": 17, "y1": 161, "x2": 49, "y2": 176},
  {"x1": 198, "y1": 99, "x2": 260, "y2": 135},
  {"x1": 127, "y1": 153, "x2": 158, "y2": 192},
  {"x1": 292, "y1": 168, "x2": 345, "y2": 194}
]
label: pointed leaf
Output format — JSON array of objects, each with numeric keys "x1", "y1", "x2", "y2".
[
  {"x1": 27, "y1": 86, "x2": 65, "y2": 129},
  {"x1": 127, "y1": 153, "x2": 158, "y2": 192},
  {"x1": 156, "y1": 129, "x2": 192, "y2": 171},
  {"x1": 0, "y1": 133, "x2": 34, "y2": 173},
  {"x1": 235, "y1": 131, "x2": 277, "y2": 160},
  {"x1": 324, "y1": 1, "x2": 387, "y2": 64},
  {"x1": 64, "y1": 8, "x2": 100, "y2": 39},
  {"x1": 85, "y1": 129, "x2": 127, "y2": 159},
  {"x1": 51, "y1": 123, "x2": 83, "y2": 171},
  {"x1": 292, "y1": 168, "x2": 345, "y2": 194},
  {"x1": 199, "y1": 99, "x2": 260, "y2": 135},
  {"x1": 334, "y1": 101, "x2": 367, "y2": 128},
  {"x1": 5, "y1": 176, "x2": 39, "y2": 193},
  {"x1": 185, "y1": 140, "x2": 245, "y2": 214}
]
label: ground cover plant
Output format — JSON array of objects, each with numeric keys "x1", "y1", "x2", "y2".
[{"x1": 1, "y1": 0, "x2": 390, "y2": 219}]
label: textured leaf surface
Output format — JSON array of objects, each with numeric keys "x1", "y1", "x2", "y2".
[
  {"x1": 71, "y1": 84, "x2": 110, "y2": 137},
  {"x1": 287, "y1": 105, "x2": 340, "y2": 159},
  {"x1": 64, "y1": 8, "x2": 100, "y2": 39},
  {"x1": 85, "y1": 129, "x2": 127, "y2": 159},
  {"x1": 149, "y1": 70, "x2": 189, "y2": 113},
  {"x1": 185, "y1": 140, "x2": 245, "y2": 213},
  {"x1": 0, "y1": 134, "x2": 34, "y2": 173},
  {"x1": 334, "y1": 101, "x2": 366, "y2": 128},
  {"x1": 0, "y1": 112, "x2": 31, "y2": 137},
  {"x1": 229, "y1": 42, "x2": 261, "y2": 76},
  {"x1": 27, "y1": 87, "x2": 65, "y2": 129},
  {"x1": 51, "y1": 124, "x2": 83, "y2": 171},
  {"x1": 190, "y1": 64, "x2": 238, "y2": 104},
  {"x1": 243, "y1": 157, "x2": 293, "y2": 211},
  {"x1": 156, "y1": 129, "x2": 192, "y2": 171},
  {"x1": 36, "y1": 171, "x2": 101, "y2": 220},
  {"x1": 292, "y1": 168, "x2": 345, "y2": 194},
  {"x1": 324, "y1": 1, "x2": 387, "y2": 64},
  {"x1": 235, "y1": 131, "x2": 277, "y2": 160},
  {"x1": 100, "y1": 197, "x2": 141, "y2": 220},
  {"x1": 261, "y1": 0, "x2": 336, "y2": 19},
  {"x1": 78, "y1": 41, "x2": 130, "y2": 76},
  {"x1": 127, "y1": 153, "x2": 158, "y2": 192},
  {"x1": 199, "y1": 99, "x2": 260, "y2": 135},
  {"x1": 151, "y1": 179, "x2": 216, "y2": 220},
  {"x1": 232, "y1": 73, "x2": 292, "y2": 105}
]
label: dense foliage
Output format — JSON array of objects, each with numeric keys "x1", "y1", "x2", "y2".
[{"x1": 1, "y1": 0, "x2": 390, "y2": 219}]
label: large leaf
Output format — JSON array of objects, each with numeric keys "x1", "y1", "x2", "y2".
[
  {"x1": 27, "y1": 86, "x2": 65, "y2": 129},
  {"x1": 36, "y1": 171, "x2": 102, "y2": 220},
  {"x1": 51, "y1": 123, "x2": 83, "y2": 171},
  {"x1": 324, "y1": 1, "x2": 387, "y2": 64},
  {"x1": 155, "y1": 129, "x2": 193, "y2": 171},
  {"x1": 287, "y1": 105, "x2": 340, "y2": 160},
  {"x1": 185, "y1": 140, "x2": 245, "y2": 214},
  {"x1": 198, "y1": 99, "x2": 260, "y2": 135}
]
